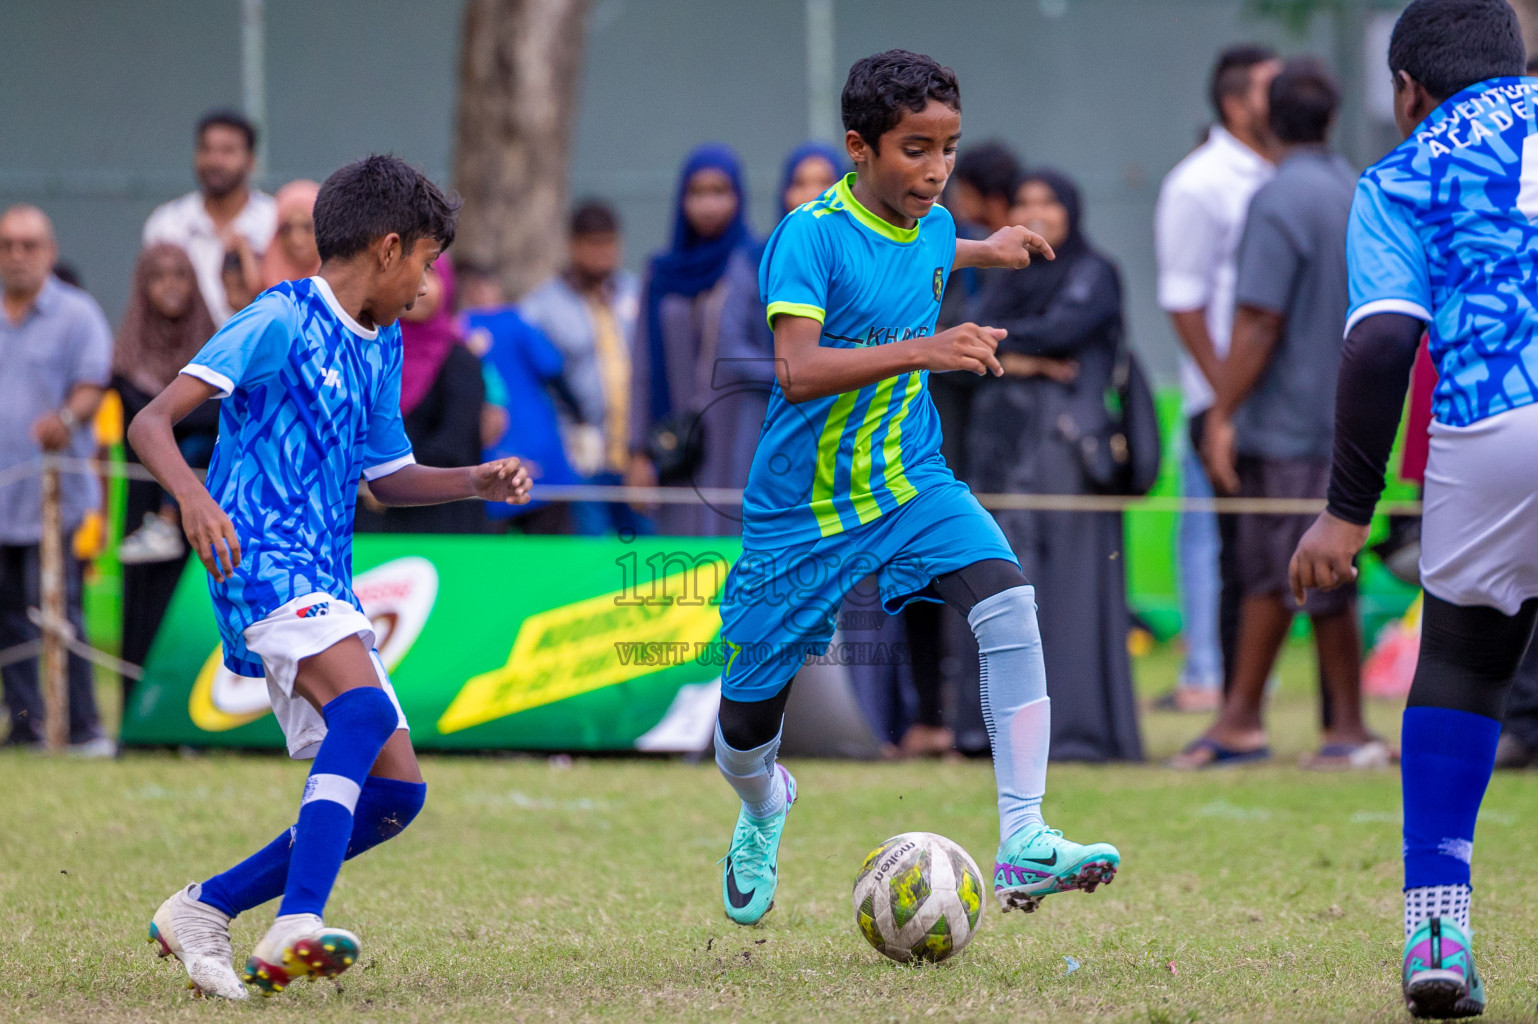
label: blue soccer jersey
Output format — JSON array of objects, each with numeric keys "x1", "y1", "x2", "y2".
[
  {"x1": 1347, "y1": 76, "x2": 1538, "y2": 427},
  {"x1": 181, "y1": 277, "x2": 414, "y2": 674},
  {"x1": 743, "y1": 173, "x2": 958, "y2": 546}
]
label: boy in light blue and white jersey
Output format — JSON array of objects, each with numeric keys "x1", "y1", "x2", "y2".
[
  {"x1": 128, "y1": 156, "x2": 531, "y2": 999},
  {"x1": 710, "y1": 50, "x2": 1121, "y2": 932},
  {"x1": 1289, "y1": 2, "x2": 1538, "y2": 1018}
]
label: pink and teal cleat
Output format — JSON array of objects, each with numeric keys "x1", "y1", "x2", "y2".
[
  {"x1": 993, "y1": 825, "x2": 1120, "y2": 913},
  {"x1": 242, "y1": 913, "x2": 361, "y2": 996},
  {"x1": 1403, "y1": 917, "x2": 1484, "y2": 1019}
]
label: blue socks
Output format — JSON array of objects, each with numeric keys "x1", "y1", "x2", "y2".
[
  {"x1": 970, "y1": 586, "x2": 1051, "y2": 844},
  {"x1": 278, "y1": 687, "x2": 400, "y2": 917},
  {"x1": 1402, "y1": 705, "x2": 1500, "y2": 890},
  {"x1": 715, "y1": 721, "x2": 785, "y2": 820},
  {"x1": 198, "y1": 775, "x2": 425, "y2": 919}
]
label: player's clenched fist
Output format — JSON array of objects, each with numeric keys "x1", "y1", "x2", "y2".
[
  {"x1": 920, "y1": 323, "x2": 1006, "y2": 376},
  {"x1": 473, "y1": 456, "x2": 533, "y2": 505},
  {"x1": 1287, "y1": 511, "x2": 1369, "y2": 606}
]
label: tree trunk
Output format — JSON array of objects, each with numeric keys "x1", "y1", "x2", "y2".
[{"x1": 453, "y1": 0, "x2": 587, "y2": 302}]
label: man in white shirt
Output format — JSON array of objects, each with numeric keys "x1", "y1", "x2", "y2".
[
  {"x1": 142, "y1": 110, "x2": 276, "y2": 324},
  {"x1": 1154, "y1": 45, "x2": 1280, "y2": 711}
]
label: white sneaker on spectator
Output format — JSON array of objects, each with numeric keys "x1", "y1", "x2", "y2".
[
  {"x1": 68, "y1": 735, "x2": 117, "y2": 758},
  {"x1": 119, "y1": 513, "x2": 184, "y2": 564}
]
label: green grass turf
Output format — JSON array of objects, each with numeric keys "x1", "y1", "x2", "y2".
[{"x1": 3, "y1": 644, "x2": 1536, "y2": 1023}]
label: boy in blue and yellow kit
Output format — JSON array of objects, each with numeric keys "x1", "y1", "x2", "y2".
[
  {"x1": 715, "y1": 50, "x2": 1121, "y2": 925},
  {"x1": 129, "y1": 156, "x2": 531, "y2": 997}
]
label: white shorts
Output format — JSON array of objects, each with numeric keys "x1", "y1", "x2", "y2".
[
  {"x1": 242, "y1": 592, "x2": 409, "y2": 759},
  {"x1": 1420, "y1": 402, "x2": 1538, "y2": 616}
]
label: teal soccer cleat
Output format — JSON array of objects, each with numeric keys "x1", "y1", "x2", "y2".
[
  {"x1": 721, "y1": 765, "x2": 797, "y2": 925},
  {"x1": 993, "y1": 824, "x2": 1120, "y2": 913},
  {"x1": 1403, "y1": 917, "x2": 1485, "y2": 1019}
]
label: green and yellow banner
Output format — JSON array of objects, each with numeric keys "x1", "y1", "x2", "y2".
[{"x1": 122, "y1": 535, "x2": 738, "y2": 753}]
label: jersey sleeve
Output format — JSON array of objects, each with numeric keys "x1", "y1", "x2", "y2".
[
  {"x1": 361, "y1": 328, "x2": 416, "y2": 481},
  {"x1": 180, "y1": 291, "x2": 294, "y2": 398},
  {"x1": 760, "y1": 210, "x2": 832, "y2": 326},
  {"x1": 1343, "y1": 174, "x2": 1431, "y2": 334}
]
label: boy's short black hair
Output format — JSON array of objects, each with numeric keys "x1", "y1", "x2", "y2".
[
  {"x1": 313, "y1": 155, "x2": 461, "y2": 263},
  {"x1": 1269, "y1": 57, "x2": 1340, "y2": 144},
  {"x1": 952, "y1": 141, "x2": 1021, "y2": 201},
  {"x1": 196, "y1": 109, "x2": 257, "y2": 152},
  {"x1": 1527, "y1": 53, "x2": 1538, "y2": 76},
  {"x1": 1389, "y1": 0, "x2": 1525, "y2": 101},
  {"x1": 1210, "y1": 44, "x2": 1277, "y2": 122},
  {"x1": 842, "y1": 49, "x2": 960, "y2": 151},
  {"x1": 571, "y1": 200, "x2": 619, "y2": 237}
]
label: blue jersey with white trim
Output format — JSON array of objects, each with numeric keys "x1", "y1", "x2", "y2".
[
  {"x1": 1347, "y1": 76, "x2": 1538, "y2": 426},
  {"x1": 743, "y1": 173, "x2": 958, "y2": 547},
  {"x1": 181, "y1": 277, "x2": 414, "y2": 673}
]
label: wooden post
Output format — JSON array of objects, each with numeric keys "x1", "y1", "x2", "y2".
[{"x1": 40, "y1": 460, "x2": 68, "y2": 752}]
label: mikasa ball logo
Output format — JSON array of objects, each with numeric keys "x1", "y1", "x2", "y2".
[{"x1": 189, "y1": 556, "x2": 440, "y2": 731}]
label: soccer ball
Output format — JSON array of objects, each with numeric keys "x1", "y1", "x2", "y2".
[{"x1": 852, "y1": 832, "x2": 985, "y2": 963}]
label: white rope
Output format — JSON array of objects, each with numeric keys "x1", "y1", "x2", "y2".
[{"x1": 0, "y1": 458, "x2": 1422, "y2": 516}]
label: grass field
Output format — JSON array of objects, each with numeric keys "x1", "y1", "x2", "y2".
[{"x1": 3, "y1": 644, "x2": 1536, "y2": 1023}]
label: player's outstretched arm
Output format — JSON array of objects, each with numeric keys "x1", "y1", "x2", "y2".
[
  {"x1": 773, "y1": 314, "x2": 1005, "y2": 404},
  {"x1": 953, "y1": 225, "x2": 1055, "y2": 271},
  {"x1": 366, "y1": 458, "x2": 532, "y2": 507},
  {"x1": 1289, "y1": 311, "x2": 1424, "y2": 604},
  {"x1": 126, "y1": 374, "x2": 242, "y2": 582}
]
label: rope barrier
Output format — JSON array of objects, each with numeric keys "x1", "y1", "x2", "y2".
[{"x1": 4, "y1": 457, "x2": 1423, "y2": 516}]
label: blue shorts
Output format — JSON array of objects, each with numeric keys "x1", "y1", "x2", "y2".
[{"x1": 718, "y1": 480, "x2": 1016, "y2": 701}]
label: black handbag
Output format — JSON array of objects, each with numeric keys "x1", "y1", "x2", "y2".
[
  {"x1": 1059, "y1": 332, "x2": 1162, "y2": 497},
  {"x1": 645, "y1": 410, "x2": 705, "y2": 484}
]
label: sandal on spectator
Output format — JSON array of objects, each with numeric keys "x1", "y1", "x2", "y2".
[
  {"x1": 1169, "y1": 736, "x2": 1271, "y2": 769},
  {"x1": 1299, "y1": 739, "x2": 1394, "y2": 770}
]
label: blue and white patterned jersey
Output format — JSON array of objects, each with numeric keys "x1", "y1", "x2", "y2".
[
  {"x1": 1347, "y1": 76, "x2": 1538, "y2": 427},
  {"x1": 182, "y1": 277, "x2": 415, "y2": 674}
]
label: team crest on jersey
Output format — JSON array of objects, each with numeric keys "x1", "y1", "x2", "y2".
[
  {"x1": 932, "y1": 268, "x2": 943, "y2": 301},
  {"x1": 296, "y1": 602, "x2": 330, "y2": 619}
]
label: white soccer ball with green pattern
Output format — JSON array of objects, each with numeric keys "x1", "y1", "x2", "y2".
[{"x1": 852, "y1": 831, "x2": 985, "y2": 963}]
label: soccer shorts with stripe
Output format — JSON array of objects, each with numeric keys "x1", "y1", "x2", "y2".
[{"x1": 719, "y1": 479, "x2": 1017, "y2": 702}]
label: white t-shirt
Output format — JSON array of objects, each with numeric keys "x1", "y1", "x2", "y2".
[
  {"x1": 142, "y1": 189, "x2": 277, "y2": 324},
  {"x1": 1154, "y1": 126, "x2": 1274, "y2": 416}
]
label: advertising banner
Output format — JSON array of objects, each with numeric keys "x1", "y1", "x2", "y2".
[{"x1": 121, "y1": 535, "x2": 738, "y2": 753}]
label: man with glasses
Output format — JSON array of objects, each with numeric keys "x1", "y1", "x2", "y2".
[{"x1": 0, "y1": 204, "x2": 112, "y2": 753}]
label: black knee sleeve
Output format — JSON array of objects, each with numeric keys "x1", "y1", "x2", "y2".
[
  {"x1": 928, "y1": 559, "x2": 1030, "y2": 617},
  {"x1": 1406, "y1": 593, "x2": 1538, "y2": 719},
  {"x1": 718, "y1": 684, "x2": 793, "y2": 751}
]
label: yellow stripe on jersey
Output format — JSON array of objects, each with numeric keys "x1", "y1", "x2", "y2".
[
  {"x1": 810, "y1": 389, "x2": 860, "y2": 536},
  {"x1": 879, "y1": 373, "x2": 923, "y2": 508},
  {"x1": 848, "y1": 376, "x2": 901, "y2": 526},
  {"x1": 765, "y1": 300, "x2": 826, "y2": 327}
]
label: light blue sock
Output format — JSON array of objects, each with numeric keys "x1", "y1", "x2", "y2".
[
  {"x1": 278, "y1": 687, "x2": 399, "y2": 918},
  {"x1": 969, "y1": 586, "x2": 1050, "y2": 844},
  {"x1": 715, "y1": 721, "x2": 784, "y2": 821}
]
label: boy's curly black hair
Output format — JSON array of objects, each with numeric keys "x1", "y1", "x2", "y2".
[
  {"x1": 841, "y1": 49, "x2": 960, "y2": 152},
  {"x1": 1389, "y1": 0, "x2": 1524, "y2": 102},
  {"x1": 314, "y1": 155, "x2": 461, "y2": 263}
]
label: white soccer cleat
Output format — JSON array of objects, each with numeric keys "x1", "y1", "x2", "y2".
[
  {"x1": 243, "y1": 913, "x2": 361, "y2": 996},
  {"x1": 147, "y1": 883, "x2": 248, "y2": 999}
]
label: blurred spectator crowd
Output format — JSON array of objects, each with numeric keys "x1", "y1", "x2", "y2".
[{"x1": 8, "y1": 46, "x2": 1529, "y2": 767}]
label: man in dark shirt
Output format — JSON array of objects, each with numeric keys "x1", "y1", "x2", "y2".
[{"x1": 1178, "y1": 58, "x2": 1384, "y2": 769}]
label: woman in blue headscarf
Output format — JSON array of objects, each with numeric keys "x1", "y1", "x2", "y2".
[
  {"x1": 708, "y1": 142, "x2": 846, "y2": 527},
  {"x1": 626, "y1": 143, "x2": 752, "y2": 535}
]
